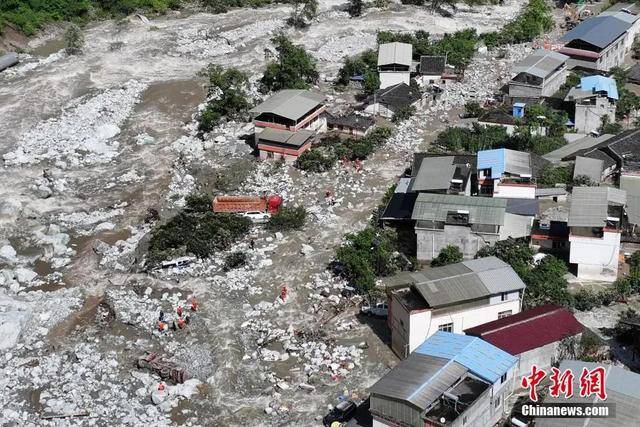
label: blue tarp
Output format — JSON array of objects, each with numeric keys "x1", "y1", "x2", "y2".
[
  {"x1": 414, "y1": 331, "x2": 517, "y2": 383},
  {"x1": 580, "y1": 75, "x2": 619, "y2": 100},
  {"x1": 477, "y1": 148, "x2": 506, "y2": 179}
]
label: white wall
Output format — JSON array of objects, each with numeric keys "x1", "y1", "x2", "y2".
[
  {"x1": 494, "y1": 181, "x2": 537, "y2": 199},
  {"x1": 500, "y1": 213, "x2": 534, "y2": 240},
  {"x1": 569, "y1": 231, "x2": 621, "y2": 282},
  {"x1": 379, "y1": 72, "x2": 410, "y2": 89},
  {"x1": 364, "y1": 102, "x2": 394, "y2": 119}
]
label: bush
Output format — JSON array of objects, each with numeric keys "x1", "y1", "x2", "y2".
[
  {"x1": 537, "y1": 164, "x2": 573, "y2": 188},
  {"x1": 64, "y1": 23, "x2": 84, "y2": 55},
  {"x1": 267, "y1": 206, "x2": 307, "y2": 231},
  {"x1": 481, "y1": 0, "x2": 553, "y2": 49},
  {"x1": 147, "y1": 194, "x2": 251, "y2": 266},
  {"x1": 260, "y1": 34, "x2": 319, "y2": 93},
  {"x1": 392, "y1": 105, "x2": 416, "y2": 123},
  {"x1": 464, "y1": 101, "x2": 485, "y2": 118},
  {"x1": 431, "y1": 245, "x2": 463, "y2": 267},
  {"x1": 294, "y1": 149, "x2": 336, "y2": 172},
  {"x1": 223, "y1": 251, "x2": 247, "y2": 271}
]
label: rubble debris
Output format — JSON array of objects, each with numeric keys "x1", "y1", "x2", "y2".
[{"x1": 137, "y1": 352, "x2": 188, "y2": 384}]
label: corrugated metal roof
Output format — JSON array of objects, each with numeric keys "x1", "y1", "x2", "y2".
[
  {"x1": 621, "y1": 175, "x2": 640, "y2": 224},
  {"x1": 536, "y1": 187, "x2": 567, "y2": 197},
  {"x1": 568, "y1": 186, "x2": 627, "y2": 227},
  {"x1": 250, "y1": 90, "x2": 325, "y2": 121},
  {"x1": 464, "y1": 305, "x2": 584, "y2": 355},
  {"x1": 377, "y1": 42, "x2": 412, "y2": 67},
  {"x1": 477, "y1": 149, "x2": 531, "y2": 179},
  {"x1": 419, "y1": 55, "x2": 446, "y2": 75},
  {"x1": 505, "y1": 198, "x2": 540, "y2": 216},
  {"x1": 415, "y1": 332, "x2": 517, "y2": 384},
  {"x1": 543, "y1": 134, "x2": 614, "y2": 163},
  {"x1": 369, "y1": 354, "x2": 467, "y2": 410},
  {"x1": 512, "y1": 49, "x2": 568, "y2": 79},
  {"x1": 601, "y1": 10, "x2": 638, "y2": 24},
  {"x1": 412, "y1": 193, "x2": 506, "y2": 226},
  {"x1": 573, "y1": 156, "x2": 604, "y2": 183},
  {"x1": 580, "y1": 75, "x2": 619, "y2": 100},
  {"x1": 407, "y1": 257, "x2": 525, "y2": 308},
  {"x1": 410, "y1": 156, "x2": 457, "y2": 192},
  {"x1": 560, "y1": 15, "x2": 632, "y2": 49},
  {"x1": 537, "y1": 361, "x2": 640, "y2": 427},
  {"x1": 258, "y1": 128, "x2": 314, "y2": 147}
]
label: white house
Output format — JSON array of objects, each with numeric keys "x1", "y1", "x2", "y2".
[
  {"x1": 566, "y1": 76, "x2": 618, "y2": 135},
  {"x1": 386, "y1": 256, "x2": 525, "y2": 358},
  {"x1": 377, "y1": 42, "x2": 412, "y2": 89},
  {"x1": 370, "y1": 331, "x2": 518, "y2": 427},
  {"x1": 477, "y1": 148, "x2": 537, "y2": 199},
  {"x1": 364, "y1": 82, "x2": 424, "y2": 119},
  {"x1": 568, "y1": 186, "x2": 626, "y2": 282}
]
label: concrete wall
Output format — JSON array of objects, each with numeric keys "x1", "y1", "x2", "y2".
[
  {"x1": 574, "y1": 98, "x2": 616, "y2": 134},
  {"x1": 597, "y1": 37, "x2": 626, "y2": 71},
  {"x1": 415, "y1": 225, "x2": 500, "y2": 261},
  {"x1": 500, "y1": 213, "x2": 534, "y2": 240},
  {"x1": 379, "y1": 72, "x2": 410, "y2": 89},
  {"x1": 364, "y1": 103, "x2": 394, "y2": 119},
  {"x1": 569, "y1": 231, "x2": 621, "y2": 282}
]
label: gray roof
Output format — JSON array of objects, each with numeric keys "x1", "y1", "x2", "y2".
[
  {"x1": 399, "y1": 257, "x2": 525, "y2": 308},
  {"x1": 410, "y1": 156, "x2": 457, "y2": 192},
  {"x1": 536, "y1": 187, "x2": 567, "y2": 197},
  {"x1": 537, "y1": 360, "x2": 640, "y2": 427},
  {"x1": 505, "y1": 149, "x2": 533, "y2": 176},
  {"x1": 258, "y1": 128, "x2": 314, "y2": 147},
  {"x1": 377, "y1": 42, "x2": 412, "y2": 67},
  {"x1": 601, "y1": 10, "x2": 638, "y2": 24},
  {"x1": 412, "y1": 193, "x2": 507, "y2": 226},
  {"x1": 511, "y1": 49, "x2": 568, "y2": 79},
  {"x1": 369, "y1": 353, "x2": 467, "y2": 410},
  {"x1": 606, "y1": 2, "x2": 640, "y2": 14},
  {"x1": 560, "y1": 15, "x2": 632, "y2": 49},
  {"x1": 250, "y1": 90, "x2": 325, "y2": 121},
  {"x1": 373, "y1": 82, "x2": 422, "y2": 111},
  {"x1": 505, "y1": 198, "x2": 539, "y2": 216},
  {"x1": 568, "y1": 186, "x2": 627, "y2": 227},
  {"x1": 621, "y1": 175, "x2": 640, "y2": 224},
  {"x1": 573, "y1": 156, "x2": 604, "y2": 183},
  {"x1": 0, "y1": 52, "x2": 19, "y2": 72},
  {"x1": 543, "y1": 134, "x2": 615, "y2": 163},
  {"x1": 419, "y1": 55, "x2": 446, "y2": 75}
]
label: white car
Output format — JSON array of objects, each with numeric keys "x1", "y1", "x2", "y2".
[
  {"x1": 241, "y1": 211, "x2": 271, "y2": 224},
  {"x1": 361, "y1": 302, "x2": 388, "y2": 317}
]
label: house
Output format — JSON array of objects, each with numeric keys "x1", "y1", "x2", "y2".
[
  {"x1": 465, "y1": 305, "x2": 584, "y2": 377},
  {"x1": 476, "y1": 110, "x2": 518, "y2": 135},
  {"x1": 543, "y1": 133, "x2": 614, "y2": 164},
  {"x1": 558, "y1": 14, "x2": 632, "y2": 71},
  {"x1": 377, "y1": 42, "x2": 412, "y2": 89},
  {"x1": 503, "y1": 198, "x2": 539, "y2": 239},
  {"x1": 412, "y1": 194, "x2": 507, "y2": 260},
  {"x1": 250, "y1": 89, "x2": 326, "y2": 139},
  {"x1": 508, "y1": 49, "x2": 569, "y2": 101},
  {"x1": 601, "y1": 4, "x2": 640, "y2": 54},
  {"x1": 369, "y1": 332, "x2": 518, "y2": 427},
  {"x1": 477, "y1": 149, "x2": 538, "y2": 199},
  {"x1": 537, "y1": 360, "x2": 640, "y2": 427},
  {"x1": 530, "y1": 203, "x2": 570, "y2": 253},
  {"x1": 416, "y1": 55, "x2": 455, "y2": 87},
  {"x1": 380, "y1": 154, "x2": 476, "y2": 224},
  {"x1": 365, "y1": 82, "x2": 424, "y2": 119},
  {"x1": 255, "y1": 128, "x2": 314, "y2": 163},
  {"x1": 565, "y1": 75, "x2": 618, "y2": 134},
  {"x1": 326, "y1": 112, "x2": 375, "y2": 138},
  {"x1": 573, "y1": 155, "x2": 604, "y2": 183},
  {"x1": 386, "y1": 256, "x2": 525, "y2": 356},
  {"x1": 568, "y1": 186, "x2": 626, "y2": 281}
]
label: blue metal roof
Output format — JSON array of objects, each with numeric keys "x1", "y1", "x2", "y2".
[
  {"x1": 477, "y1": 148, "x2": 506, "y2": 179},
  {"x1": 580, "y1": 75, "x2": 619, "y2": 100},
  {"x1": 414, "y1": 331, "x2": 517, "y2": 383},
  {"x1": 513, "y1": 102, "x2": 527, "y2": 108},
  {"x1": 560, "y1": 15, "x2": 631, "y2": 49}
]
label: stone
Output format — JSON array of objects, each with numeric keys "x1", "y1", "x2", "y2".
[
  {"x1": 0, "y1": 245, "x2": 17, "y2": 262},
  {"x1": 14, "y1": 268, "x2": 37, "y2": 283}
]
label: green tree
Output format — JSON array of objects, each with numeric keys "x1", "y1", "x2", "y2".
[
  {"x1": 464, "y1": 101, "x2": 485, "y2": 118},
  {"x1": 537, "y1": 164, "x2": 573, "y2": 188},
  {"x1": 362, "y1": 70, "x2": 380, "y2": 94},
  {"x1": 392, "y1": 105, "x2": 416, "y2": 123},
  {"x1": 287, "y1": 0, "x2": 318, "y2": 28},
  {"x1": 267, "y1": 206, "x2": 307, "y2": 231},
  {"x1": 630, "y1": 251, "x2": 640, "y2": 276},
  {"x1": 260, "y1": 34, "x2": 319, "y2": 93},
  {"x1": 64, "y1": 23, "x2": 84, "y2": 55},
  {"x1": 197, "y1": 64, "x2": 251, "y2": 133},
  {"x1": 523, "y1": 256, "x2": 573, "y2": 308},
  {"x1": 294, "y1": 149, "x2": 336, "y2": 172},
  {"x1": 431, "y1": 245, "x2": 463, "y2": 267},
  {"x1": 599, "y1": 115, "x2": 623, "y2": 135},
  {"x1": 348, "y1": 0, "x2": 364, "y2": 17},
  {"x1": 476, "y1": 237, "x2": 533, "y2": 277}
]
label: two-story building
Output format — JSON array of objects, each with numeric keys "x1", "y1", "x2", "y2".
[
  {"x1": 600, "y1": 3, "x2": 640, "y2": 54},
  {"x1": 250, "y1": 89, "x2": 326, "y2": 162},
  {"x1": 508, "y1": 49, "x2": 569, "y2": 102},
  {"x1": 568, "y1": 186, "x2": 627, "y2": 281},
  {"x1": 477, "y1": 149, "x2": 537, "y2": 199},
  {"x1": 370, "y1": 331, "x2": 518, "y2": 427},
  {"x1": 386, "y1": 256, "x2": 525, "y2": 357},
  {"x1": 559, "y1": 14, "x2": 632, "y2": 71},
  {"x1": 377, "y1": 42, "x2": 412, "y2": 89},
  {"x1": 566, "y1": 75, "x2": 618, "y2": 135}
]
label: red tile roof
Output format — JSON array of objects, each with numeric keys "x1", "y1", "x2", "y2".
[{"x1": 464, "y1": 305, "x2": 584, "y2": 355}]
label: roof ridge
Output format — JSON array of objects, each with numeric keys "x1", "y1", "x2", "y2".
[
  {"x1": 475, "y1": 307, "x2": 564, "y2": 335},
  {"x1": 424, "y1": 264, "x2": 509, "y2": 285}
]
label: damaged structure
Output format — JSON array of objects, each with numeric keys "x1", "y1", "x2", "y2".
[
  {"x1": 377, "y1": 42, "x2": 412, "y2": 89},
  {"x1": 365, "y1": 82, "x2": 424, "y2": 119},
  {"x1": 386, "y1": 256, "x2": 525, "y2": 357},
  {"x1": 508, "y1": 49, "x2": 569, "y2": 102},
  {"x1": 566, "y1": 75, "x2": 618, "y2": 135},
  {"x1": 369, "y1": 331, "x2": 517, "y2": 427}
]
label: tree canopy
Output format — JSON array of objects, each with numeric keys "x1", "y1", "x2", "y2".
[{"x1": 260, "y1": 34, "x2": 319, "y2": 93}]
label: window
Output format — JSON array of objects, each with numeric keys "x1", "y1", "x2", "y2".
[
  {"x1": 494, "y1": 395, "x2": 501, "y2": 409},
  {"x1": 500, "y1": 292, "x2": 508, "y2": 301},
  {"x1": 463, "y1": 416, "x2": 467, "y2": 425},
  {"x1": 438, "y1": 323, "x2": 453, "y2": 333},
  {"x1": 498, "y1": 310, "x2": 512, "y2": 319},
  {"x1": 501, "y1": 373, "x2": 507, "y2": 384}
]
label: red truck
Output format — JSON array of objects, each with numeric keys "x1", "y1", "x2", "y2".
[{"x1": 212, "y1": 195, "x2": 283, "y2": 214}]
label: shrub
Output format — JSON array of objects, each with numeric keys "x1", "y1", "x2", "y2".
[
  {"x1": 537, "y1": 164, "x2": 573, "y2": 188},
  {"x1": 223, "y1": 251, "x2": 247, "y2": 271},
  {"x1": 64, "y1": 23, "x2": 84, "y2": 55},
  {"x1": 481, "y1": 0, "x2": 553, "y2": 49},
  {"x1": 294, "y1": 149, "x2": 336, "y2": 172},
  {"x1": 392, "y1": 105, "x2": 416, "y2": 123},
  {"x1": 260, "y1": 34, "x2": 319, "y2": 93},
  {"x1": 267, "y1": 206, "x2": 307, "y2": 231},
  {"x1": 431, "y1": 245, "x2": 463, "y2": 267}
]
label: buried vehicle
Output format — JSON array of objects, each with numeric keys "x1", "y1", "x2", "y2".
[{"x1": 137, "y1": 352, "x2": 187, "y2": 384}]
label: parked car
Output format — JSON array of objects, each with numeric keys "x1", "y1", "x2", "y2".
[
  {"x1": 323, "y1": 400, "x2": 357, "y2": 426},
  {"x1": 241, "y1": 211, "x2": 271, "y2": 224},
  {"x1": 360, "y1": 302, "x2": 388, "y2": 317}
]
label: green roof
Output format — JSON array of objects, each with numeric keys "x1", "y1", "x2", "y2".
[{"x1": 411, "y1": 194, "x2": 506, "y2": 226}]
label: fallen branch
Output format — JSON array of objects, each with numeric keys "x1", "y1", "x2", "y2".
[{"x1": 41, "y1": 410, "x2": 89, "y2": 420}]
